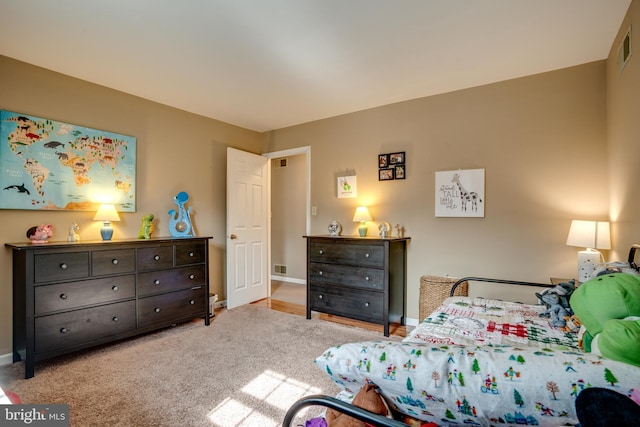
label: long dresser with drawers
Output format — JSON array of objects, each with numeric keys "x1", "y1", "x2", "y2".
[
  {"x1": 6, "y1": 236, "x2": 211, "y2": 378},
  {"x1": 304, "y1": 235, "x2": 410, "y2": 336}
]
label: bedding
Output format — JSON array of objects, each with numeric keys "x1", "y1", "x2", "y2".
[{"x1": 313, "y1": 295, "x2": 640, "y2": 426}]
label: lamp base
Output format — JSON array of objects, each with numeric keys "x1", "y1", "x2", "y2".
[
  {"x1": 358, "y1": 224, "x2": 367, "y2": 237},
  {"x1": 100, "y1": 223, "x2": 114, "y2": 241},
  {"x1": 577, "y1": 250, "x2": 601, "y2": 283}
]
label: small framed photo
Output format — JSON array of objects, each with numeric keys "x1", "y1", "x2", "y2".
[
  {"x1": 379, "y1": 168, "x2": 394, "y2": 181},
  {"x1": 394, "y1": 164, "x2": 406, "y2": 179},
  {"x1": 378, "y1": 154, "x2": 389, "y2": 168},
  {"x1": 389, "y1": 152, "x2": 405, "y2": 165}
]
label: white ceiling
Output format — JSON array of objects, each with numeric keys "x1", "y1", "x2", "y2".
[{"x1": 0, "y1": 1, "x2": 631, "y2": 132}]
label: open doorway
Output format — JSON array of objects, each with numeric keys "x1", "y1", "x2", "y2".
[{"x1": 265, "y1": 147, "x2": 310, "y2": 307}]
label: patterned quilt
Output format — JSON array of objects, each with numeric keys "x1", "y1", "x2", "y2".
[
  {"x1": 315, "y1": 297, "x2": 640, "y2": 427},
  {"x1": 405, "y1": 296, "x2": 580, "y2": 349}
]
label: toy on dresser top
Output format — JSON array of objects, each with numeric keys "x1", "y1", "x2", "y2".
[{"x1": 26, "y1": 224, "x2": 53, "y2": 244}]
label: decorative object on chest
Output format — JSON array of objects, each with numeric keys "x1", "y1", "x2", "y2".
[
  {"x1": 304, "y1": 235, "x2": 410, "y2": 336},
  {"x1": 168, "y1": 191, "x2": 194, "y2": 237},
  {"x1": 6, "y1": 236, "x2": 212, "y2": 378}
]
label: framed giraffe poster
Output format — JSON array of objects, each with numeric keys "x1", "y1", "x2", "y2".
[{"x1": 435, "y1": 168, "x2": 485, "y2": 217}]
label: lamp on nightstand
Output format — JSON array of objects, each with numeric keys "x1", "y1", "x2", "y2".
[
  {"x1": 566, "y1": 220, "x2": 611, "y2": 283},
  {"x1": 353, "y1": 206, "x2": 373, "y2": 237}
]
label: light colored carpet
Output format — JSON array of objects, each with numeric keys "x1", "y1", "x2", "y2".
[{"x1": 0, "y1": 305, "x2": 393, "y2": 426}]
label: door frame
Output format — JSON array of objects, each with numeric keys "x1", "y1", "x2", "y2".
[{"x1": 263, "y1": 146, "x2": 311, "y2": 296}]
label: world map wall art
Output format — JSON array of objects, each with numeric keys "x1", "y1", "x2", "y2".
[{"x1": 0, "y1": 110, "x2": 136, "y2": 212}]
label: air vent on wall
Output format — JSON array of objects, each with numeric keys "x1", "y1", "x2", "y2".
[
  {"x1": 618, "y1": 25, "x2": 632, "y2": 73},
  {"x1": 272, "y1": 158, "x2": 288, "y2": 168}
]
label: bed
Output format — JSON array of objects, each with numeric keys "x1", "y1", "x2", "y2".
[{"x1": 283, "y1": 273, "x2": 640, "y2": 427}]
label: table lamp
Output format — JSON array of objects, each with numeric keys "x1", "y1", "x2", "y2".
[
  {"x1": 353, "y1": 206, "x2": 373, "y2": 237},
  {"x1": 94, "y1": 204, "x2": 121, "y2": 240},
  {"x1": 566, "y1": 220, "x2": 611, "y2": 283}
]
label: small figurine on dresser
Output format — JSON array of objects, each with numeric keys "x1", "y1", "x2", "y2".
[
  {"x1": 138, "y1": 214, "x2": 155, "y2": 239},
  {"x1": 27, "y1": 224, "x2": 53, "y2": 244},
  {"x1": 67, "y1": 221, "x2": 80, "y2": 242}
]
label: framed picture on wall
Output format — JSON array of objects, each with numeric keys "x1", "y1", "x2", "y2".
[
  {"x1": 435, "y1": 168, "x2": 485, "y2": 217},
  {"x1": 394, "y1": 164, "x2": 406, "y2": 179},
  {"x1": 0, "y1": 109, "x2": 137, "y2": 212},
  {"x1": 378, "y1": 154, "x2": 389, "y2": 168},
  {"x1": 389, "y1": 152, "x2": 405, "y2": 165},
  {"x1": 379, "y1": 168, "x2": 394, "y2": 181}
]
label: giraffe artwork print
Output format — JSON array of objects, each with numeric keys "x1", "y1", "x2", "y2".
[{"x1": 435, "y1": 169, "x2": 485, "y2": 217}]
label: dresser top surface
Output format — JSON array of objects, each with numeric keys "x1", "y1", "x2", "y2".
[
  {"x1": 304, "y1": 235, "x2": 410, "y2": 242},
  {"x1": 5, "y1": 236, "x2": 213, "y2": 250}
]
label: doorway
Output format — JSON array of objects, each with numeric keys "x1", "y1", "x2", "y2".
[{"x1": 264, "y1": 146, "x2": 310, "y2": 305}]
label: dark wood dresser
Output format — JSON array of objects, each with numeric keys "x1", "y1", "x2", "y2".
[
  {"x1": 304, "y1": 235, "x2": 409, "y2": 336},
  {"x1": 6, "y1": 236, "x2": 211, "y2": 378}
]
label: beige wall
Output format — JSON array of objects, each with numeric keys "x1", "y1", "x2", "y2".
[
  {"x1": 0, "y1": 55, "x2": 262, "y2": 356},
  {"x1": 607, "y1": 1, "x2": 640, "y2": 259},
  {"x1": 263, "y1": 61, "x2": 611, "y2": 317},
  {"x1": 271, "y1": 154, "x2": 307, "y2": 280}
]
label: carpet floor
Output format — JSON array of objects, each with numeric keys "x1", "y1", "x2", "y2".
[{"x1": 0, "y1": 304, "x2": 395, "y2": 426}]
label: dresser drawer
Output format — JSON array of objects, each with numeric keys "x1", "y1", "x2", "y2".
[
  {"x1": 92, "y1": 249, "x2": 135, "y2": 276},
  {"x1": 34, "y1": 300, "x2": 136, "y2": 354},
  {"x1": 308, "y1": 242, "x2": 384, "y2": 268},
  {"x1": 34, "y1": 252, "x2": 89, "y2": 283},
  {"x1": 137, "y1": 265, "x2": 206, "y2": 296},
  {"x1": 137, "y1": 245, "x2": 174, "y2": 271},
  {"x1": 138, "y1": 287, "x2": 206, "y2": 328},
  {"x1": 34, "y1": 275, "x2": 136, "y2": 315},
  {"x1": 175, "y1": 242, "x2": 206, "y2": 266},
  {"x1": 309, "y1": 284, "x2": 383, "y2": 323},
  {"x1": 309, "y1": 262, "x2": 384, "y2": 290}
]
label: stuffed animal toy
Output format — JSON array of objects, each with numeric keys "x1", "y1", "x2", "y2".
[
  {"x1": 570, "y1": 273, "x2": 640, "y2": 367},
  {"x1": 26, "y1": 224, "x2": 53, "y2": 244},
  {"x1": 536, "y1": 280, "x2": 575, "y2": 328},
  {"x1": 325, "y1": 384, "x2": 391, "y2": 427}
]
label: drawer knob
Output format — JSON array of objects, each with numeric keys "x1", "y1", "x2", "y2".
[
  {"x1": 154, "y1": 279, "x2": 160, "y2": 285},
  {"x1": 189, "y1": 299, "x2": 195, "y2": 305},
  {"x1": 318, "y1": 295, "x2": 323, "y2": 299},
  {"x1": 112, "y1": 259, "x2": 119, "y2": 265},
  {"x1": 59, "y1": 293, "x2": 67, "y2": 300},
  {"x1": 154, "y1": 307, "x2": 161, "y2": 313},
  {"x1": 318, "y1": 249, "x2": 324, "y2": 255},
  {"x1": 60, "y1": 263, "x2": 68, "y2": 270},
  {"x1": 364, "y1": 302, "x2": 370, "y2": 307},
  {"x1": 60, "y1": 327, "x2": 69, "y2": 334},
  {"x1": 318, "y1": 271, "x2": 323, "y2": 276},
  {"x1": 365, "y1": 253, "x2": 370, "y2": 258},
  {"x1": 189, "y1": 274, "x2": 195, "y2": 280},
  {"x1": 189, "y1": 252, "x2": 194, "y2": 257},
  {"x1": 365, "y1": 276, "x2": 370, "y2": 281},
  {"x1": 112, "y1": 286, "x2": 119, "y2": 292},
  {"x1": 112, "y1": 316, "x2": 119, "y2": 322},
  {"x1": 154, "y1": 255, "x2": 160, "y2": 261}
]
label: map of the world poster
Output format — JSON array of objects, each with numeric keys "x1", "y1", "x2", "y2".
[{"x1": 0, "y1": 110, "x2": 136, "y2": 212}]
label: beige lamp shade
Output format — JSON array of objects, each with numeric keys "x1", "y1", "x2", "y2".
[
  {"x1": 352, "y1": 206, "x2": 373, "y2": 223},
  {"x1": 566, "y1": 220, "x2": 610, "y2": 250},
  {"x1": 566, "y1": 219, "x2": 611, "y2": 283}
]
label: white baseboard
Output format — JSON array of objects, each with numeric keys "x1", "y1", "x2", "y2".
[
  {"x1": 0, "y1": 352, "x2": 13, "y2": 367},
  {"x1": 405, "y1": 317, "x2": 419, "y2": 327},
  {"x1": 271, "y1": 275, "x2": 305, "y2": 285}
]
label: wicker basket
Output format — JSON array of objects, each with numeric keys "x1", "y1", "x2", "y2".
[{"x1": 419, "y1": 275, "x2": 468, "y2": 321}]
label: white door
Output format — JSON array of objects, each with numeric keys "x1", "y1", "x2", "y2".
[{"x1": 226, "y1": 147, "x2": 269, "y2": 309}]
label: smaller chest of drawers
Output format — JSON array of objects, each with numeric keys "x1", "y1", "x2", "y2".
[
  {"x1": 6, "y1": 237, "x2": 211, "y2": 378},
  {"x1": 304, "y1": 236, "x2": 409, "y2": 336}
]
